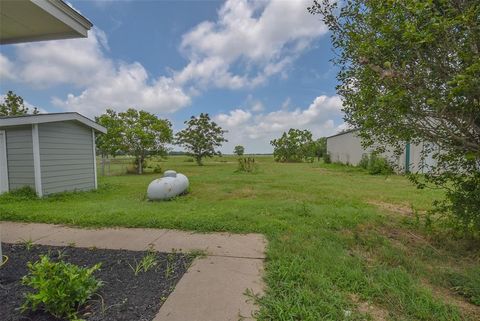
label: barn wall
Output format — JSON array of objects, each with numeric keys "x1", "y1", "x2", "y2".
[
  {"x1": 327, "y1": 131, "x2": 435, "y2": 173},
  {"x1": 38, "y1": 121, "x2": 95, "y2": 195},
  {"x1": 326, "y1": 131, "x2": 374, "y2": 165},
  {"x1": 5, "y1": 126, "x2": 35, "y2": 190}
]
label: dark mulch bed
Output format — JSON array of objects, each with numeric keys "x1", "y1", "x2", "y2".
[{"x1": 0, "y1": 243, "x2": 193, "y2": 321}]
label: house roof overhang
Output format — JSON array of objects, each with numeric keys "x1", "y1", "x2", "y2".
[
  {"x1": 0, "y1": 112, "x2": 107, "y2": 133},
  {"x1": 0, "y1": 0, "x2": 93, "y2": 45}
]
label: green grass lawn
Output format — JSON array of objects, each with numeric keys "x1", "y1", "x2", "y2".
[{"x1": 1, "y1": 156, "x2": 479, "y2": 320}]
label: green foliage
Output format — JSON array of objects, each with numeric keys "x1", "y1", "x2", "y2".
[
  {"x1": 0, "y1": 91, "x2": 38, "y2": 116},
  {"x1": 359, "y1": 153, "x2": 394, "y2": 175},
  {"x1": 310, "y1": 0, "x2": 480, "y2": 232},
  {"x1": 0, "y1": 186, "x2": 38, "y2": 201},
  {"x1": 153, "y1": 164, "x2": 163, "y2": 174},
  {"x1": 236, "y1": 157, "x2": 257, "y2": 173},
  {"x1": 322, "y1": 152, "x2": 332, "y2": 164},
  {"x1": 21, "y1": 255, "x2": 102, "y2": 321},
  {"x1": 312, "y1": 137, "x2": 327, "y2": 161},
  {"x1": 270, "y1": 128, "x2": 315, "y2": 162},
  {"x1": 175, "y1": 113, "x2": 227, "y2": 165},
  {"x1": 233, "y1": 145, "x2": 245, "y2": 156},
  {"x1": 444, "y1": 267, "x2": 480, "y2": 305},
  {"x1": 96, "y1": 108, "x2": 173, "y2": 174},
  {"x1": 128, "y1": 249, "x2": 158, "y2": 276}
]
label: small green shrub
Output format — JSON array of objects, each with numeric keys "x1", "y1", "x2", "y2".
[
  {"x1": 322, "y1": 153, "x2": 331, "y2": 164},
  {"x1": 358, "y1": 154, "x2": 369, "y2": 169},
  {"x1": 368, "y1": 154, "x2": 393, "y2": 175},
  {"x1": 357, "y1": 153, "x2": 393, "y2": 175},
  {"x1": 236, "y1": 157, "x2": 257, "y2": 173},
  {"x1": 21, "y1": 255, "x2": 102, "y2": 321},
  {"x1": 153, "y1": 164, "x2": 162, "y2": 174},
  {"x1": 0, "y1": 186, "x2": 38, "y2": 201}
]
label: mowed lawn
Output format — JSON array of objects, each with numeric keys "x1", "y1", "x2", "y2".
[{"x1": 1, "y1": 156, "x2": 479, "y2": 320}]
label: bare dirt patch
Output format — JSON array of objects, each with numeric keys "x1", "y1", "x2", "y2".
[
  {"x1": 349, "y1": 294, "x2": 389, "y2": 321},
  {"x1": 421, "y1": 279, "x2": 480, "y2": 320},
  {"x1": 367, "y1": 200, "x2": 421, "y2": 217}
]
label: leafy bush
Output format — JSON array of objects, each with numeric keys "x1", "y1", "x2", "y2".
[
  {"x1": 153, "y1": 164, "x2": 162, "y2": 174},
  {"x1": 21, "y1": 255, "x2": 102, "y2": 321},
  {"x1": 358, "y1": 153, "x2": 393, "y2": 175},
  {"x1": 236, "y1": 157, "x2": 257, "y2": 173},
  {"x1": 322, "y1": 153, "x2": 331, "y2": 164},
  {"x1": 358, "y1": 154, "x2": 370, "y2": 169},
  {"x1": 0, "y1": 186, "x2": 38, "y2": 201}
]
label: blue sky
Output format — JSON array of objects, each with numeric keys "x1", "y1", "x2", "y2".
[{"x1": 0, "y1": 0, "x2": 346, "y2": 153}]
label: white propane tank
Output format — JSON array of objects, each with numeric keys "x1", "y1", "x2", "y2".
[{"x1": 147, "y1": 170, "x2": 189, "y2": 201}]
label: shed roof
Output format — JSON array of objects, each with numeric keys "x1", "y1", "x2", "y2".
[
  {"x1": 0, "y1": 112, "x2": 107, "y2": 133},
  {"x1": 0, "y1": 0, "x2": 93, "y2": 45}
]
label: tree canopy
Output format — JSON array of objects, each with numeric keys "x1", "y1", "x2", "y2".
[
  {"x1": 234, "y1": 145, "x2": 245, "y2": 156},
  {"x1": 310, "y1": 0, "x2": 480, "y2": 231},
  {"x1": 96, "y1": 108, "x2": 172, "y2": 174},
  {"x1": 176, "y1": 113, "x2": 227, "y2": 165},
  {"x1": 270, "y1": 129, "x2": 315, "y2": 162},
  {"x1": 0, "y1": 91, "x2": 38, "y2": 116}
]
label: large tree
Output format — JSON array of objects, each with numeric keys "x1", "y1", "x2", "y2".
[
  {"x1": 96, "y1": 108, "x2": 172, "y2": 174},
  {"x1": 309, "y1": 0, "x2": 480, "y2": 231},
  {"x1": 0, "y1": 91, "x2": 38, "y2": 116},
  {"x1": 270, "y1": 129, "x2": 315, "y2": 162},
  {"x1": 176, "y1": 113, "x2": 227, "y2": 165},
  {"x1": 234, "y1": 145, "x2": 245, "y2": 156}
]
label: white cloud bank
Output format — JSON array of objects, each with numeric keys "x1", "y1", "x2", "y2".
[
  {"x1": 10, "y1": 29, "x2": 190, "y2": 116},
  {"x1": 214, "y1": 95, "x2": 346, "y2": 153},
  {"x1": 175, "y1": 0, "x2": 328, "y2": 89},
  {"x1": 2, "y1": 0, "x2": 328, "y2": 117}
]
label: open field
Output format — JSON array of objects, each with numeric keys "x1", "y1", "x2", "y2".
[{"x1": 1, "y1": 156, "x2": 479, "y2": 320}]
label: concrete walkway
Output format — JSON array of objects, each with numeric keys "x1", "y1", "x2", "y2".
[{"x1": 1, "y1": 221, "x2": 267, "y2": 321}]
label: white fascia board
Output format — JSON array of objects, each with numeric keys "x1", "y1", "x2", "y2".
[
  {"x1": 31, "y1": 0, "x2": 93, "y2": 37},
  {"x1": 0, "y1": 113, "x2": 107, "y2": 134}
]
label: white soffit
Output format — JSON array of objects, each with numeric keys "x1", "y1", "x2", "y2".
[{"x1": 0, "y1": 0, "x2": 93, "y2": 45}]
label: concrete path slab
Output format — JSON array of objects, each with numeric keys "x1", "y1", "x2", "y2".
[
  {"x1": 154, "y1": 256, "x2": 264, "y2": 321},
  {"x1": 150, "y1": 230, "x2": 266, "y2": 259},
  {"x1": 1, "y1": 222, "x2": 59, "y2": 242},
  {"x1": 1, "y1": 221, "x2": 266, "y2": 321}
]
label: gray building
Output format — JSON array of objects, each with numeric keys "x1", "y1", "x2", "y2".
[
  {"x1": 0, "y1": 113, "x2": 106, "y2": 197},
  {"x1": 326, "y1": 129, "x2": 436, "y2": 173}
]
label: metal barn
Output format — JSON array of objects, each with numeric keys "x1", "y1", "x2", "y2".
[{"x1": 326, "y1": 129, "x2": 436, "y2": 173}]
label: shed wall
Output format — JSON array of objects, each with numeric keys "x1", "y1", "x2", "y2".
[
  {"x1": 38, "y1": 121, "x2": 95, "y2": 195},
  {"x1": 5, "y1": 126, "x2": 35, "y2": 190}
]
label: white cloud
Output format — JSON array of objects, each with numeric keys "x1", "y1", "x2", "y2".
[
  {"x1": 215, "y1": 109, "x2": 252, "y2": 127},
  {"x1": 8, "y1": 28, "x2": 190, "y2": 117},
  {"x1": 174, "y1": 0, "x2": 328, "y2": 89},
  {"x1": 215, "y1": 95, "x2": 346, "y2": 153},
  {"x1": 0, "y1": 54, "x2": 16, "y2": 81}
]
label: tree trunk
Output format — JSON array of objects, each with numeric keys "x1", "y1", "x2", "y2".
[
  {"x1": 196, "y1": 156, "x2": 203, "y2": 166},
  {"x1": 137, "y1": 157, "x2": 143, "y2": 174}
]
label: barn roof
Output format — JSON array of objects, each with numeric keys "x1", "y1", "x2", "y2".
[
  {"x1": 326, "y1": 128, "x2": 359, "y2": 139},
  {"x1": 0, "y1": 112, "x2": 107, "y2": 133}
]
